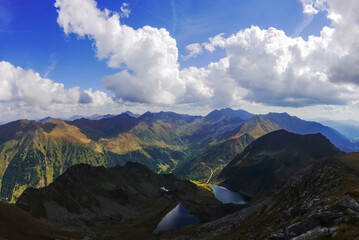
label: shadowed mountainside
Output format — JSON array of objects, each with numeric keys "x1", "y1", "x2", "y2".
[
  {"x1": 218, "y1": 130, "x2": 340, "y2": 198},
  {"x1": 16, "y1": 162, "x2": 237, "y2": 239},
  {"x1": 0, "y1": 201, "x2": 82, "y2": 240}
]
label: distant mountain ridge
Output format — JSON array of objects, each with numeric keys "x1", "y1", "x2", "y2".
[
  {"x1": 262, "y1": 112, "x2": 357, "y2": 152},
  {"x1": 317, "y1": 119, "x2": 359, "y2": 140},
  {"x1": 38, "y1": 111, "x2": 139, "y2": 122}
]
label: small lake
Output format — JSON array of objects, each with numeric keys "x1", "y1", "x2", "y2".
[
  {"x1": 153, "y1": 203, "x2": 199, "y2": 235},
  {"x1": 211, "y1": 185, "x2": 247, "y2": 204}
]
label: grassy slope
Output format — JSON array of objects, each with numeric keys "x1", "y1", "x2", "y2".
[
  {"x1": 0, "y1": 118, "x2": 190, "y2": 202},
  {"x1": 175, "y1": 116, "x2": 280, "y2": 181}
]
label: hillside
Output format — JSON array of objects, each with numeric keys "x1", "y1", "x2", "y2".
[
  {"x1": 175, "y1": 133, "x2": 255, "y2": 181},
  {"x1": 0, "y1": 201, "x2": 81, "y2": 240},
  {"x1": 218, "y1": 130, "x2": 340, "y2": 197},
  {"x1": 161, "y1": 137, "x2": 359, "y2": 240},
  {"x1": 16, "y1": 162, "x2": 236, "y2": 239},
  {"x1": 174, "y1": 113, "x2": 277, "y2": 181},
  {"x1": 0, "y1": 114, "x2": 192, "y2": 201}
]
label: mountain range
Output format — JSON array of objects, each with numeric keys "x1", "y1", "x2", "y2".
[
  {"x1": 316, "y1": 119, "x2": 359, "y2": 140},
  {"x1": 0, "y1": 108, "x2": 358, "y2": 202},
  {"x1": 2, "y1": 129, "x2": 359, "y2": 239}
]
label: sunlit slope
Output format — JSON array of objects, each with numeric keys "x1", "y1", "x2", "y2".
[
  {"x1": 0, "y1": 113, "x2": 196, "y2": 201},
  {"x1": 0, "y1": 119, "x2": 107, "y2": 202},
  {"x1": 175, "y1": 115, "x2": 280, "y2": 181}
]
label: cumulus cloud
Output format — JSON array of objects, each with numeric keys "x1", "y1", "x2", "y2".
[
  {"x1": 204, "y1": 26, "x2": 357, "y2": 107},
  {"x1": 0, "y1": 61, "x2": 80, "y2": 106},
  {"x1": 55, "y1": 0, "x2": 185, "y2": 104},
  {"x1": 54, "y1": 0, "x2": 359, "y2": 109},
  {"x1": 196, "y1": 0, "x2": 359, "y2": 107},
  {"x1": 0, "y1": 61, "x2": 114, "y2": 121},
  {"x1": 182, "y1": 43, "x2": 202, "y2": 60},
  {"x1": 79, "y1": 92, "x2": 93, "y2": 104},
  {"x1": 179, "y1": 58, "x2": 247, "y2": 107}
]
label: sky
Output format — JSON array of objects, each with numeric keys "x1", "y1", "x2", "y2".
[{"x1": 0, "y1": 0, "x2": 359, "y2": 122}]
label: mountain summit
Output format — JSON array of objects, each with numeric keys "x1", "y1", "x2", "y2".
[{"x1": 219, "y1": 130, "x2": 340, "y2": 197}]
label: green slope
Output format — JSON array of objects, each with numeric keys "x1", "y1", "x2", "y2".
[{"x1": 0, "y1": 117, "x2": 189, "y2": 202}]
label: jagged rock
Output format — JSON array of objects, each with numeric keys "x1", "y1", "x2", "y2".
[
  {"x1": 290, "y1": 226, "x2": 337, "y2": 240},
  {"x1": 287, "y1": 218, "x2": 320, "y2": 237},
  {"x1": 337, "y1": 195, "x2": 359, "y2": 212}
]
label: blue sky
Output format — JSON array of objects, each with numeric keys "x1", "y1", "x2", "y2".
[
  {"x1": 0, "y1": 0, "x2": 329, "y2": 89},
  {"x1": 0, "y1": 0, "x2": 358, "y2": 121},
  {"x1": 1, "y1": 0, "x2": 328, "y2": 82}
]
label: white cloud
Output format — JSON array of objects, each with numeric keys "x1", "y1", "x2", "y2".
[
  {"x1": 83, "y1": 88, "x2": 113, "y2": 107},
  {"x1": 300, "y1": 0, "x2": 328, "y2": 15},
  {"x1": 0, "y1": 61, "x2": 114, "y2": 121},
  {"x1": 120, "y1": 3, "x2": 131, "y2": 18},
  {"x1": 55, "y1": 0, "x2": 185, "y2": 104},
  {"x1": 53, "y1": 0, "x2": 359, "y2": 110},
  {"x1": 204, "y1": 26, "x2": 357, "y2": 107},
  {"x1": 179, "y1": 58, "x2": 247, "y2": 107},
  {"x1": 182, "y1": 43, "x2": 202, "y2": 60},
  {"x1": 0, "y1": 61, "x2": 79, "y2": 106},
  {"x1": 203, "y1": 33, "x2": 225, "y2": 52},
  {"x1": 194, "y1": 0, "x2": 359, "y2": 107}
]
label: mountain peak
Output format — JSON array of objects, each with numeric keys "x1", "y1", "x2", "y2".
[
  {"x1": 243, "y1": 129, "x2": 339, "y2": 155},
  {"x1": 205, "y1": 108, "x2": 253, "y2": 121},
  {"x1": 219, "y1": 130, "x2": 340, "y2": 197},
  {"x1": 122, "y1": 111, "x2": 139, "y2": 118}
]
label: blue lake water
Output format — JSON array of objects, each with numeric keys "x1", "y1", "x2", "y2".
[
  {"x1": 153, "y1": 203, "x2": 199, "y2": 235},
  {"x1": 211, "y1": 185, "x2": 247, "y2": 204}
]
